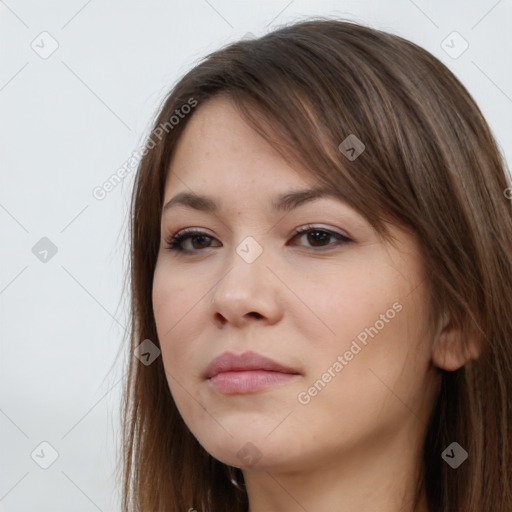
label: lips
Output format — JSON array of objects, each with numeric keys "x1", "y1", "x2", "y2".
[{"x1": 204, "y1": 351, "x2": 300, "y2": 379}]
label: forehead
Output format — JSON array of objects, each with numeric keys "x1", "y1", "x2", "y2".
[{"x1": 164, "y1": 96, "x2": 317, "y2": 197}]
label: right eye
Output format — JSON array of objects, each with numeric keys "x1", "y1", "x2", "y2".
[{"x1": 165, "y1": 229, "x2": 219, "y2": 253}]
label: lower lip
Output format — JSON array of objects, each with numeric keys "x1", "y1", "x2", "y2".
[{"x1": 208, "y1": 370, "x2": 299, "y2": 394}]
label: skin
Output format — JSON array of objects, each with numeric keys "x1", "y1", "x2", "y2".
[{"x1": 152, "y1": 96, "x2": 478, "y2": 512}]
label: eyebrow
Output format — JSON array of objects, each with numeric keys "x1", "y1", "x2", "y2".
[{"x1": 162, "y1": 186, "x2": 344, "y2": 215}]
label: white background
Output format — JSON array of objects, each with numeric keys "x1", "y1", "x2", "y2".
[{"x1": 0, "y1": 0, "x2": 510, "y2": 510}]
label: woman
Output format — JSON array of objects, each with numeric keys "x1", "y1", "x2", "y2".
[{"x1": 119, "y1": 18, "x2": 512, "y2": 511}]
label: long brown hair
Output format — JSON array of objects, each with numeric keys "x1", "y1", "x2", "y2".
[{"x1": 118, "y1": 17, "x2": 512, "y2": 511}]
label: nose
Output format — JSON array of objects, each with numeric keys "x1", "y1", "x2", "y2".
[{"x1": 209, "y1": 246, "x2": 284, "y2": 328}]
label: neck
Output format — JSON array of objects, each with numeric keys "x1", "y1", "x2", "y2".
[{"x1": 243, "y1": 427, "x2": 429, "y2": 512}]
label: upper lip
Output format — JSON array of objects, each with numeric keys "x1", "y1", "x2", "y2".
[{"x1": 204, "y1": 351, "x2": 301, "y2": 379}]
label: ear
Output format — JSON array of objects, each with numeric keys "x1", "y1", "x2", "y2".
[{"x1": 431, "y1": 311, "x2": 481, "y2": 371}]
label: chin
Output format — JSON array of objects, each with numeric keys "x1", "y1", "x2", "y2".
[{"x1": 193, "y1": 430, "x2": 297, "y2": 471}]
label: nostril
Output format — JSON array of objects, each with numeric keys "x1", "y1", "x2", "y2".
[{"x1": 248, "y1": 312, "x2": 263, "y2": 319}]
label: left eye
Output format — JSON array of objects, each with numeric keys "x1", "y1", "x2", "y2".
[{"x1": 165, "y1": 226, "x2": 352, "y2": 254}]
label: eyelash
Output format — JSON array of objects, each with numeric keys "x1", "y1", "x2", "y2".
[{"x1": 164, "y1": 225, "x2": 352, "y2": 254}]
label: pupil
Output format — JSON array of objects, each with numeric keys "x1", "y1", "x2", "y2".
[
  {"x1": 193, "y1": 235, "x2": 209, "y2": 249},
  {"x1": 308, "y1": 231, "x2": 328, "y2": 246}
]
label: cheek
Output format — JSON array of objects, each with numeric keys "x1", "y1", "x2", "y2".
[
  {"x1": 312, "y1": 266, "x2": 404, "y2": 349},
  {"x1": 152, "y1": 260, "x2": 207, "y2": 329},
  {"x1": 299, "y1": 260, "x2": 432, "y2": 416},
  {"x1": 152, "y1": 264, "x2": 203, "y2": 374},
  {"x1": 295, "y1": 301, "x2": 432, "y2": 446},
  {"x1": 271, "y1": 256, "x2": 391, "y2": 347}
]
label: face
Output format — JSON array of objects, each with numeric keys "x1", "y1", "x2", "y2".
[{"x1": 152, "y1": 96, "x2": 439, "y2": 473}]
